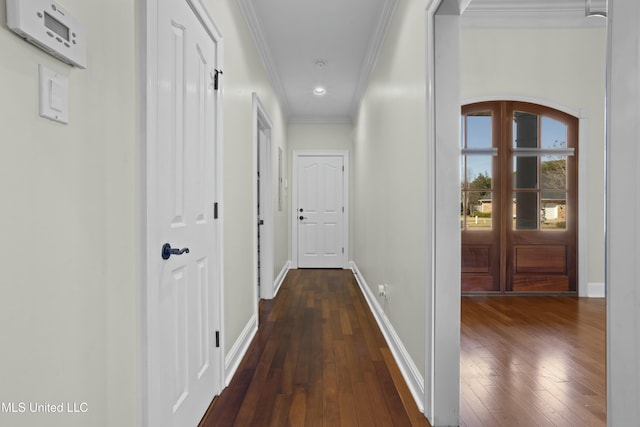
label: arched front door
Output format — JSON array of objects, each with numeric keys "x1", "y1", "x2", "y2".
[{"x1": 461, "y1": 101, "x2": 578, "y2": 293}]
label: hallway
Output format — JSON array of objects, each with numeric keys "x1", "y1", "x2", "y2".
[
  {"x1": 200, "y1": 269, "x2": 429, "y2": 426},
  {"x1": 201, "y1": 269, "x2": 607, "y2": 426},
  {"x1": 5, "y1": 0, "x2": 640, "y2": 425}
]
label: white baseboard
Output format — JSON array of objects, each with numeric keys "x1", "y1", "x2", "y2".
[
  {"x1": 273, "y1": 261, "x2": 291, "y2": 297},
  {"x1": 349, "y1": 261, "x2": 425, "y2": 413},
  {"x1": 587, "y1": 282, "x2": 605, "y2": 298},
  {"x1": 224, "y1": 314, "x2": 258, "y2": 386}
]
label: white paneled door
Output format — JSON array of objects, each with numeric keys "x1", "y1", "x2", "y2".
[
  {"x1": 297, "y1": 155, "x2": 345, "y2": 268},
  {"x1": 147, "y1": 1, "x2": 222, "y2": 426}
]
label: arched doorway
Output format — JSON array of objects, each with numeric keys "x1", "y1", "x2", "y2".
[{"x1": 461, "y1": 101, "x2": 578, "y2": 294}]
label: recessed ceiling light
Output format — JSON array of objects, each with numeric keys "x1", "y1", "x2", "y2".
[{"x1": 313, "y1": 87, "x2": 327, "y2": 96}]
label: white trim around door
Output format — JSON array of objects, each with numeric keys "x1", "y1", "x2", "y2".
[
  {"x1": 426, "y1": 1, "x2": 462, "y2": 425},
  {"x1": 252, "y1": 93, "x2": 275, "y2": 302},
  {"x1": 292, "y1": 150, "x2": 350, "y2": 269}
]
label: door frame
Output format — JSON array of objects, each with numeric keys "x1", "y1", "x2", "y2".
[
  {"x1": 425, "y1": 1, "x2": 461, "y2": 424},
  {"x1": 252, "y1": 93, "x2": 275, "y2": 302},
  {"x1": 291, "y1": 150, "x2": 350, "y2": 269},
  {"x1": 141, "y1": 1, "x2": 225, "y2": 425}
]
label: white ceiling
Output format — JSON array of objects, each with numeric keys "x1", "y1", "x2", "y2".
[
  {"x1": 238, "y1": 0, "x2": 397, "y2": 124},
  {"x1": 238, "y1": 0, "x2": 606, "y2": 125}
]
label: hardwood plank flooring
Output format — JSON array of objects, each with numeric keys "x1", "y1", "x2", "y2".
[
  {"x1": 460, "y1": 296, "x2": 606, "y2": 427},
  {"x1": 201, "y1": 271, "x2": 606, "y2": 427},
  {"x1": 201, "y1": 269, "x2": 429, "y2": 427}
]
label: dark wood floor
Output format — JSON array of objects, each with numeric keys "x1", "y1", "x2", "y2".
[
  {"x1": 200, "y1": 268, "x2": 429, "y2": 427},
  {"x1": 201, "y1": 269, "x2": 607, "y2": 427},
  {"x1": 460, "y1": 296, "x2": 606, "y2": 427}
]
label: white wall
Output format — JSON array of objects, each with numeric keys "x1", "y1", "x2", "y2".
[
  {"x1": 461, "y1": 26, "x2": 607, "y2": 289},
  {"x1": 202, "y1": 0, "x2": 289, "y2": 352},
  {"x1": 288, "y1": 123, "x2": 353, "y2": 152},
  {"x1": 0, "y1": 1, "x2": 139, "y2": 426},
  {"x1": 353, "y1": 0, "x2": 428, "y2": 388},
  {"x1": 0, "y1": 0, "x2": 289, "y2": 425}
]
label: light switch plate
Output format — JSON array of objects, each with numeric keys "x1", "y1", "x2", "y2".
[{"x1": 39, "y1": 64, "x2": 68, "y2": 124}]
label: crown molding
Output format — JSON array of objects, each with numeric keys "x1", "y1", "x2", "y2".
[
  {"x1": 462, "y1": 11, "x2": 606, "y2": 29},
  {"x1": 465, "y1": 0, "x2": 588, "y2": 12},
  {"x1": 348, "y1": 0, "x2": 399, "y2": 120},
  {"x1": 462, "y1": 0, "x2": 606, "y2": 28},
  {"x1": 237, "y1": 0, "x2": 291, "y2": 117}
]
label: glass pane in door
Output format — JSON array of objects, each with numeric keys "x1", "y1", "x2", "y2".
[
  {"x1": 513, "y1": 191, "x2": 538, "y2": 230},
  {"x1": 466, "y1": 113, "x2": 492, "y2": 148},
  {"x1": 462, "y1": 156, "x2": 493, "y2": 230},
  {"x1": 466, "y1": 191, "x2": 492, "y2": 229},
  {"x1": 513, "y1": 111, "x2": 538, "y2": 149},
  {"x1": 541, "y1": 116, "x2": 568, "y2": 149},
  {"x1": 466, "y1": 156, "x2": 492, "y2": 187},
  {"x1": 541, "y1": 192, "x2": 567, "y2": 230},
  {"x1": 541, "y1": 155, "x2": 567, "y2": 190},
  {"x1": 513, "y1": 156, "x2": 538, "y2": 189},
  {"x1": 540, "y1": 154, "x2": 567, "y2": 230}
]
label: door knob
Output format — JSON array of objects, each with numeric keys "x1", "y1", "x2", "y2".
[
  {"x1": 299, "y1": 216, "x2": 306, "y2": 221},
  {"x1": 161, "y1": 243, "x2": 190, "y2": 260}
]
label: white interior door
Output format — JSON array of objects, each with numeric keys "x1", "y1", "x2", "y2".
[
  {"x1": 297, "y1": 155, "x2": 345, "y2": 268},
  {"x1": 147, "y1": 1, "x2": 221, "y2": 426}
]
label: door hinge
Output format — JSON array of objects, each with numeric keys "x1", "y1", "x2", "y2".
[
  {"x1": 342, "y1": 247, "x2": 344, "y2": 254},
  {"x1": 215, "y1": 331, "x2": 220, "y2": 348},
  {"x1": 214, "y1": 202, "x2": 219, "y2": 219},
  {"x1": 342, "y1": 206, "x2": 344, "y2": 213},
  {"x1": 214, "y1": 69, "x2": 223, "y2": 90}
]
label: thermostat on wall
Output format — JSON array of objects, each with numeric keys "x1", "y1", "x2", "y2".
[{"x1": 6, "y1": 0, "x2": 87, "y2": 69}]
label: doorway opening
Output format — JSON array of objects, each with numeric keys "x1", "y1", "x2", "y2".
[
  {"x1": 253, "y1": 94, "x2": 274, "y2": 303},
  {"x1": 257, "y1": 128, "x2": 270, "y2": 299},
  {"x1": 427, "y1": 0, "x2": 607, "y2": 424}
]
